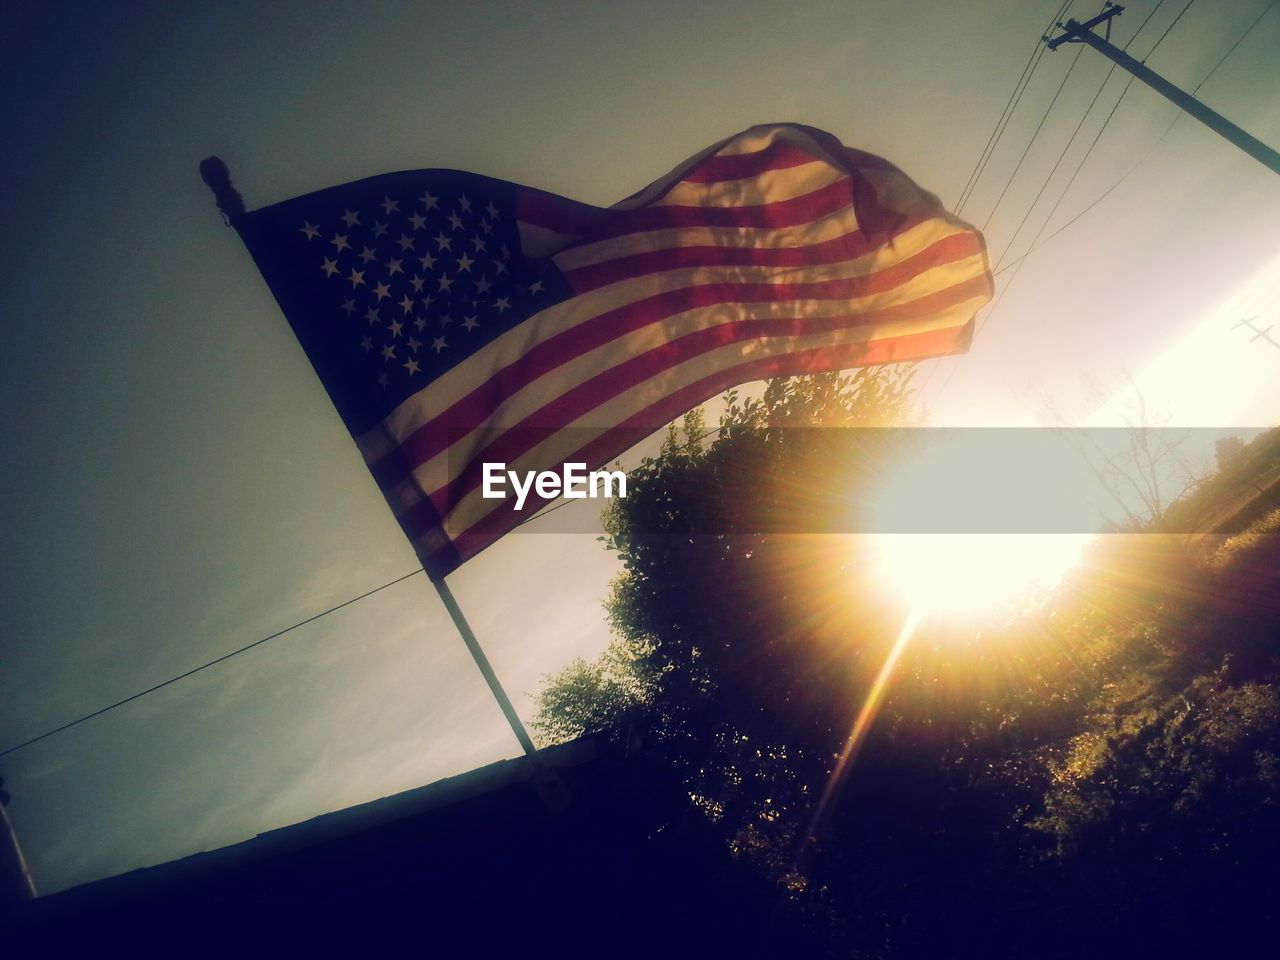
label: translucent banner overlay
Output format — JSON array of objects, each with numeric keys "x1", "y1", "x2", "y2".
[{"x1": 448, "y1": 426, "x2": 1278, "y2": 535}]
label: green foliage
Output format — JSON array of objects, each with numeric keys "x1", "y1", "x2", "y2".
[{"x1": 531, "y1": 636, "x2": 660, "y2": 745}]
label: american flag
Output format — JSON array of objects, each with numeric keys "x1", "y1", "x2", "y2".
[{"x1": 237, "y1": 123, "x2": 993, "y2": 578}]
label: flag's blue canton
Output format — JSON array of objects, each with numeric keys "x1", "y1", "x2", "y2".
[{"x1": 242, "y1": 170, "x2": 570, "y2": 435}]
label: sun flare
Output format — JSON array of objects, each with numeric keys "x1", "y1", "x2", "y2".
[{"x1": 875, "y1": 533, "x2": 1089, "y2": 613}]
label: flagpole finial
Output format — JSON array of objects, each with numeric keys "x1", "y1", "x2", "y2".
[{"x1": 200, "y1": 156, "x2": 246, "y2": 226}]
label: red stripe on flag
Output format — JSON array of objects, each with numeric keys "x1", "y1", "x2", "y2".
[
  {"x1": 678, "y1": 140, "x2": 818, "y2": 183},
  {"x1": 562, "y1": 216, "x2": 966, "y2": 294},
  {"x1": 553, "y1": 177, "x2": 857, "y2": 246}
]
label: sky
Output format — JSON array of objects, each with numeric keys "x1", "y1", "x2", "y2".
[{"x1": 2, "y1": 0, "x2": 1278, "y2": 895}]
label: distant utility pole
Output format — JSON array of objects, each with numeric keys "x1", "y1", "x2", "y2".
[
  {"x1": 1046, "y1": 4, "x2": 1280, "y2": 176},
  {"x1": 1232, "y1": 316, "x2": 1280, "y2": 352}
]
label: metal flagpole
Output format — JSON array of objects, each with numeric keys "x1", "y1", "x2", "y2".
[
  {"x1": 0, "y1": 779, "x2": 37, "y2": 905},
  {"x1": 431, "y1": 576, "x2": 539, "y2": 756},
  {"x1": 199, "y1": 157, "x2": 540, "y2": 760}
]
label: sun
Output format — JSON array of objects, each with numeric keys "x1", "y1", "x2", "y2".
[{"x1": 874, "y1": 533, "x2": 1089, "y2": 613}]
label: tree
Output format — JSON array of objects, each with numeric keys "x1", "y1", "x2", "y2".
[
  {"x1": 539, "y1": 370, "x2": 915, "y2": 811},
  {"x1": 535, "y1": 370, "x2": 1078, "y2": 954},
  {"x1": 1049, "y1": 380, "x2": 1208, "y2": 531}
]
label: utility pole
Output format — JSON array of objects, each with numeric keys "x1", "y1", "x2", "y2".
[
  {"x1": 1231, "y1": 316, "x2": 1280, "y2": 353},
  {"x1": 1046, "y1": 4, "x2": 1280, "y2": 177}
]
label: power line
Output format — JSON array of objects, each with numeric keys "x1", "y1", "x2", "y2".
[
  {"x1": 992, "y1": 0, "x2": 1187, "y2": 276},
  {"x1": 992, "y1": 60, "x2": 1125, "y2": 269},
  {"x1": 955, "y1": 0, "x2": 1074, "y2": 215},
  {"x1": 930, "y1": 18, "x2": 1148, "y2": 404},
  {"x1": 1147, "y1": 0, "x2": 1198, "y2": 56},
  {"x1": 1009, "y1": 73, "x2": 1138, "y2": 263},
  {"x1": 979, "y1": 40, "x2": 1087, "y2": 233},
  {"x1": 929, "y1": 0, "x2": 1206, "y2": 407},
  {"x1": 990, "y1": 116, "x2": 1160, "y2": 278},
  {"x1": 921, "y1": 1, "x2": 1075, "y2": 396},
  {"x1": 991, "y1": 0, "x2": 1275, "y2": 279},
  {"x1": 0, "y1": 568, "x2": 426, "y2": 759},
  {"x1": 922, "y1": 1, "x2": 1079, "y2": 396},
  {"x1": 1189, "y1": 0, "x2": 1275, "y2": 96},
  {"x1": 990, "y1": 0, "x2": 1169, "y2": 262}
]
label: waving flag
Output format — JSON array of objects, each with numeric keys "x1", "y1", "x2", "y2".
[{"x1": 234, "y1": 123, "x2": 993, "y2": 578}]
